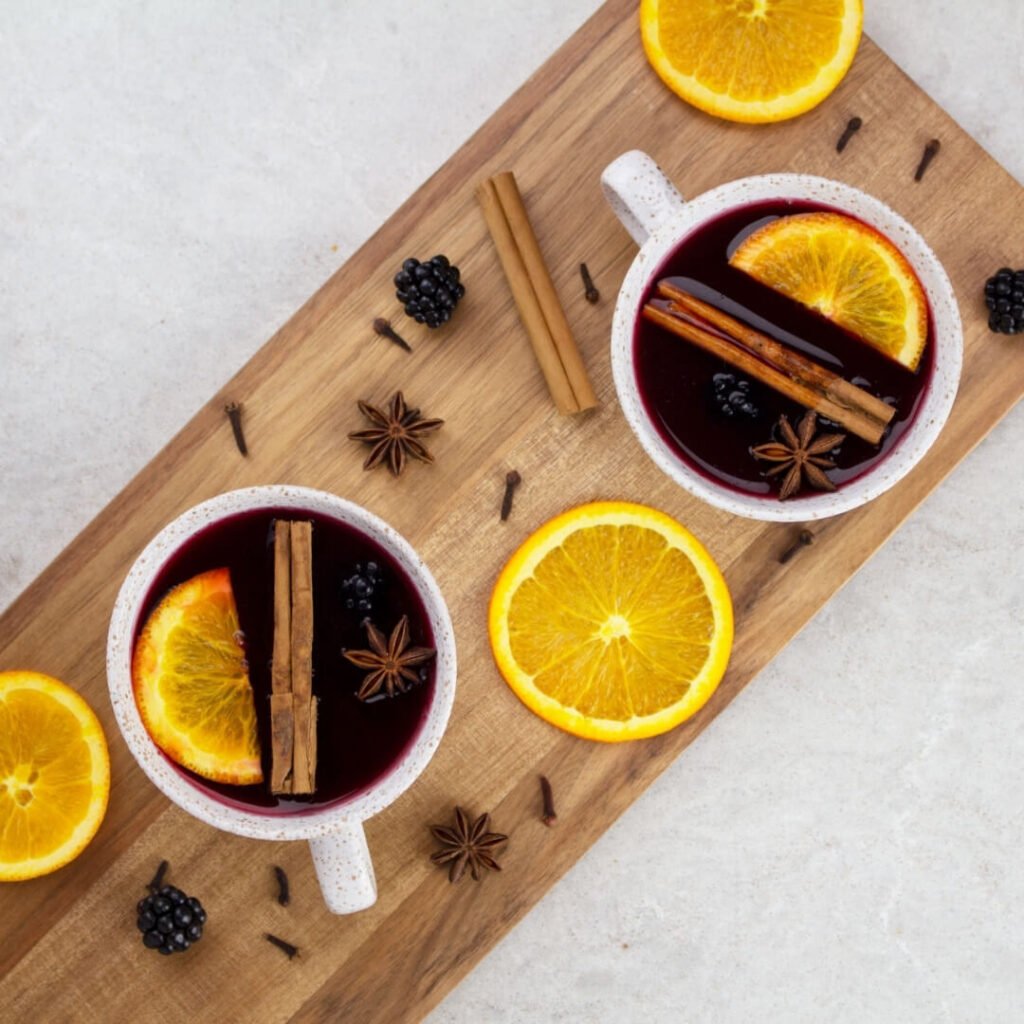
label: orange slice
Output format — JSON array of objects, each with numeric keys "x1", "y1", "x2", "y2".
[
  {"x1": 489, "y1": 502, "x2": 733, "y2": 742},
  {"x1": 730, "y1": 211, "x2": 928, "y2": 370},
  {"x1": 0, "y1": 670, "x2": 110, "y2": 881},
  {"x1": 640, "y1": 0, "x2": 863, "y2": 124},
  {"x1": 133, "y1": 568, "x2": 262, "y2": 785}
]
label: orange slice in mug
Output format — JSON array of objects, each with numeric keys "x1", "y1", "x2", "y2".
[
  {"x1": 730, "y1": 211, "x2": 928, "y2": 370},
  {"x1": 132, "y1": 568, "x2": 262, "y2": 785}
]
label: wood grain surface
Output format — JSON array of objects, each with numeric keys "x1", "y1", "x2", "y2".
[{"x1": 1, "y1": 2, "x2": 1022, "y2": 1021}]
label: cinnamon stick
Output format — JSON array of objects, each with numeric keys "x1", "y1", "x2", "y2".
[
  {"x1": 289, "y1": 521, "x2": 316, "y2": 795},
  {"x1": 476, "y1": 173, "x2": 597, "y2": 414},
  {"x1": 491, "y1": 172, "x2": 598, "y2": 412},
  {"x1": 270, "y1": 521, "x2": 294, "y2": 794},
  {"x1": 644, "y1": 287, "x2": 894, "y2": 445},
  {"x1": 659, "y1": 282, "x2": 895, "y2": 438}
]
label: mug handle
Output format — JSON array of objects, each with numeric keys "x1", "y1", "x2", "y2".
[
  {"x1": 308, "y1": 822, "x2": 378, "y2": 914},
  {"x1": 601, "y1": 150, "x2": 687, "y2": 246}
]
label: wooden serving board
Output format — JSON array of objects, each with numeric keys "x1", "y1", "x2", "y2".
[{"x1": 2, "y1": 2, "x2": 1022, "y2": 1021}]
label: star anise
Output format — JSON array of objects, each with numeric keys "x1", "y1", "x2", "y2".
[
  {"x1": 751, "y1": 410, "x2": 846, "y2": 500},
  {"x1": 342, "y1": 616, "x2": 436, "y2": 701},
  {"x1": 348, "y1": 391, "x2": 443, "y2": 476},
  {"x1": 429, "y1": 807, "x2": 508, "y2": 883}
]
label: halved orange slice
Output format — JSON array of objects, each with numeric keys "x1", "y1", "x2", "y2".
[
  {"x1": 489, "y1": 502, "x2": 733, "y2": 742},
  {"x1": 0, "y1": 670, "x2": 110, "y2": 881},
  {"x1": 729, "y1": 211, "x2": 928, "y2": 370},
  {"x1": 132, "y1": 568, "x2": 262, "y2": 785},
  {"x1": 640, "y1": 0, "x2": 863, "y2": 124}
]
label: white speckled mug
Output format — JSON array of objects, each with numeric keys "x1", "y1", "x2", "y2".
[
  {"x1": 107, "y1": 486, "x2": 456, "y2": 914},
  {"x1": 601, "y1": 150, "x2": 963, "y2": 520}
]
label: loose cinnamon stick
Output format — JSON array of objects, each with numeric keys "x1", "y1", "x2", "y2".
[
  {"x1": 491, "y1": 172, "x2": 598, "y2": 412},
  {"x1": 289, "y1": 521, "x2": 316, "y2": 795},
  {"x1": 476, "y1": 173, "x2": 597, "y2": 414},
  {"x1": 659, "y1": 282, "x2": 895, "y2": 438},
  {"x1": 270, "y1": 521, "x2": 294, "y2": 794}
]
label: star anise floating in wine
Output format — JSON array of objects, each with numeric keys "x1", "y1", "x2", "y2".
[
  {"x1": 751, "y1": 410, "x2": 846, "y2": 500},
  {"x1": 342, "y1": 616, "x2": 435, "y2": 701},
  {"x1": 348, "y1": 390, "x2": 443, "y2": 476},
  {"x1": 429, "y1": 807, "x2": 508, "y2": 883}
]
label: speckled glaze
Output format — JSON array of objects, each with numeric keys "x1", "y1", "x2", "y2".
[
  {"x1": 106, "y1": 486, "x2": 457, "y2": 914},
  {"x1": 601, "y1": 150, "x2": 963, "y2": 521}
]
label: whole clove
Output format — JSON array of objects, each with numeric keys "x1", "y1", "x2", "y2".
[
  {"x1": 779, "y1": 528, "x2": 815, "y2": 564},
  {"x1": 373, "y1": 317, "x2": 412, "y2": 353},
  {"x1": 914, "y1": 139, "x2": 941, "y2": 182},
  {"x1": 265, "y1": 933, "x2": 300, "y2": 959},
  {"x1": 835, "y1": 116, "x2": 862, "y2": 153},
  {"x1": 146, "y1": 859, "x2": 169, "y2": 893},
  {"x1": 579, "y1": 263, "x2": 600, "y2": 304},
  {"x1": 224, "y1": 402, "x2": 248, "y2": 457},
  {"x1": 273, "y1": 865, "x2": 290, "y2": 907},
  {"x1": 500, "y1": 470, "x2": 522, "y2": 521},
  {"x1": 539, "y1": 775, "x2": 557, "y2": 827}
]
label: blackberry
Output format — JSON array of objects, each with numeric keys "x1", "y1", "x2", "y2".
[
  {"x1": 984, "y1": 268, "x2": 1024, "y2": 334},
  {"x1": 394, "y1": 255, "x2": 465, "y2": 329},
  {"x1": 137, "y1": 885, "x2": 206, "y2": 956},
  {"x1": 711, "y1": 372, "x2": 761, "y2": 420},
  {"x1": 340, "y1": 562, "x2": 386, "y2": 614}
]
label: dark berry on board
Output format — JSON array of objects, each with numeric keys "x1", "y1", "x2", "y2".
[
  {"x1": 984, "y1": 270, "x2": 1024, "y2": 334},
  {"x1": 394, "y1": 255, "x2": 465, "y2": 329},
  {"x1": 341, "y1": 562, "x2": 386, "y2": 614},
  {"x1": 711, "y1": 372, "x2": 761, "y2": 420},
  {"x1": 138, "y1": 886, "x2": 206, "y2": 956}
]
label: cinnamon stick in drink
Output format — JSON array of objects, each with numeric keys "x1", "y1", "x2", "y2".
[
  {"x1": 289, "y1": 521, "x2": 316, "y2": 795},
  {"x1": 269, "y1": 519, "x2": 318, "y2": 796},
  {"x1": 644, "y1": 282, "x2": 894, "y2": 445},
  {"x1": 659, "y1": 281, "x2": 895, "y2": 438},
  {"x1": 270, "y1": 521, "x2": 294, "y2": 794}
]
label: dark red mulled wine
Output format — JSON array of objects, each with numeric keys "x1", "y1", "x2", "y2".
[
  {"x1": 633, "y1": 200, "x2": 933, "y2": 498},
  {"x1": 134, "y1": 508, "x2": 435, "y2": 814}
]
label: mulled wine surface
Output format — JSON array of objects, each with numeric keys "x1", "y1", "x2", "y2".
[
  {"x1": 634, "y1": 200, "x2": 934, "y2": 497},
  {"x1": 134, "y1": 508, "x2": 435, "y2": 813}
]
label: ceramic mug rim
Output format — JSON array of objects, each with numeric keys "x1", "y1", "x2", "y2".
[
  {"x1": 106, "y1": 485, "x2": 457, "y2": 841},
  {"x1": 610, "y1": 171, "x2": 963, "y2": 521}
]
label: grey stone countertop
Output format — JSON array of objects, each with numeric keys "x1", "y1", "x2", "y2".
[{"x1": 1, "y1": 3, "x2": 1021, "y2": 1022}]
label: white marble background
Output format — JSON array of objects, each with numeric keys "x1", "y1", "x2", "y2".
[{"x1": 2, "y1": 2, "x2": 1022, "y2": 1021}]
